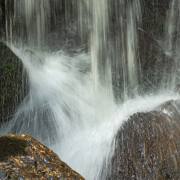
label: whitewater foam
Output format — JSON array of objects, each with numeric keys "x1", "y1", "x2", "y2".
[{"x1": 4, "y1": 47, "x2": 179, "y2": 180}]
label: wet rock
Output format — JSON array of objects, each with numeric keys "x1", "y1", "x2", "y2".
[
  {"x1": 106, "y1": 100, "x2": 180, "y2": 180},
  {"x1": 141, "y1": 0, "x2": 170, "y2": 38},
  {"x1": 0, "y1": 42, "x2": 28, "y2": 124},
  {"x1": 138, "y1": 29, "x2": 174, "y2": 92},
  {"x1": 0, "y1": 0, "x2": 5, "y2": 38},
  {"x1": 175, "y1": 84, "x2": 180, "y2": 94},
  {"x1": 0, "y1": 134, "x2": 84, "y2": 179},
  {"x1": 139, "y1": 0, "x2": 173, "y2": 92}
]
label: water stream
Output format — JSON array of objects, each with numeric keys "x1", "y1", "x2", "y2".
[
  {"x1": 1, "y1": 0, "x2": 180, "y2": 179},
  {"x1": 4, "y1": 47, "x2": 179, "y2": 179}
]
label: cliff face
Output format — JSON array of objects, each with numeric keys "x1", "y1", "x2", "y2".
[
  {"x1": 0, "y1": 134, "x2": 84, "y2": 179},
  {"x1": 0, "y1": 42, "x2": 27, "y2": 124}
]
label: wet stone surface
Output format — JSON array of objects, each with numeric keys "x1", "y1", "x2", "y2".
[
  {"x1": 106, "y1": 100, "x2": 180, "y2": 180},
  {"x1": 0, "y1": 134, "x2": 84, "y2": 180},
  {"x1": 0, "y1": 42, "x2": 28, "y2": 125}
]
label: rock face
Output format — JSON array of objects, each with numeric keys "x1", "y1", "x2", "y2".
[
  {"x1": 0, "y1": 42, "x2": 27, "y2": 124},
  {"x1": 106, "y1": 100, "x2": 180, "y2": 179},
  {"x1": 139, "y1": 0, "x2": 173, "y2": 91},
  {"x1": 0, "y1": 134, "x2": 84, "y2": 179},
  {"x1": 0, "y1": 0, "x2": 5, "y2": 38}
]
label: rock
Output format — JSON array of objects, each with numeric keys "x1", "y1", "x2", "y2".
[
  {"x1": 138, "y1": 0, "x2": 174, "y2": 92},
  {"x1": 0, "y1": 0, "x2": 5, "y2": 38},
  {"x1": 0, "y1": 42, "x2": 28, "y2": 124},
  {"x1": 0, "y1": 134, "x2": 84, "y2": 179},
  {"x1": 141, "y1": 0, "x2": 170, "y2": 38},
  {"x1": 106, "y1": 100, "x2": 180, "y2": 179},
  {"x1": 138, "y1": 29, "x2": 174, "y2": 92}
]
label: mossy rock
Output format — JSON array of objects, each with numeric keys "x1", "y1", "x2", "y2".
[
  {"x1": 0, "y1": 134, "x2": 84, "y2": 179},
  {"x1": 0, "y1": 42, "x2": 27, "y2": 124},
  {"x1": 106, "y1": 100, "x2": 180, "y2": 179}
]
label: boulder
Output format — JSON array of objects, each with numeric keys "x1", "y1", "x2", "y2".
[
  {"x1": 106, "y1": 100, "x2": 180, "y2": 179},
  {"x1": 0, "y1": 134, "x2": 84, "y2": 179},
  {"x1": 0, "y1": 42, "x2": 27, "y2": 124}
]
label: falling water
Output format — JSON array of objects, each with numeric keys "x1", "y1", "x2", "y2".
[
  {"x1": 126, "y1": 1, "x2": 141, "y2": 96},
  {"x1": 5, "y1": 0, "x2": 51, "y2": 46},
  {"x1": 163, "y1": 0, "x2": 180, "y2": 89},
  {"x1": 1, "y1": 0, "x2": 180, "y2": 179},
  {"x1": 90, "y1": 0, "x2": 110, "y2": 92},
  {"x1": 4, "y1": 0, "x2": 142, "y2": 98},
  {"x1": 77, "y1": 0, "x2": 142, "y2": 99},
  {"x1": 165, "y1": 0, "x2": 180, "y2": 55},
  {"x1": 17, "y1": 0, "x2": 50, "y2": 46},
  {"x1": 3, "y1": 46, "x2": 178, "y2": 180}
]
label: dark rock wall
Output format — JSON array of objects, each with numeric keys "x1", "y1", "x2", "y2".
[
  {"x1": 0, "y1": 0, "x2": 5, "y2": 39},
  {"x1": 48, "y1": 0, "x2": 83, "y2": 50},
  {"x1": 0, "y1": 0, "x2": 82, "y2": 50},
  {"x1": 0, "y1": 42, "x2": 27, "y2": 124},
  {"x1": 139, "y1": 0, "x2": 173, "y2": 92},
  {"x1": 141, "y1": 0, "x2": 170, "y2": 38}
]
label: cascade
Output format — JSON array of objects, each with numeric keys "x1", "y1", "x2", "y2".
[
  {"x1": 126, "y1": 1, "x2": 141, "y2": 96},
  {"x1": 163, "y1": 0, "x2": 180, "y2": 89},
  {"x1": 5, "y1": 0, "x2": 51, "y2": 46},
  {"x1": 1, "y1": 0, "x2": 180, "y2": 179},
  {"x1": 78, "y1": 0, "x2": 142, "y2": 99},
  {"x1": 4, "y1": 0, "x2": 142, "y2": 99}
]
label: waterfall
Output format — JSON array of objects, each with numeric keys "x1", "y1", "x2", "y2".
[
  {"x1": 165, "y1": 0, "x2": 180, "y2": 55},
  {"x1": 90, "y1": 0, "x2": 110, "y2": 91},
  {"x1": 126, "y1": 1, "x2": 141, "y2": 96},
  {"x1": 1, "y1": 0, "x2": 180, "y2": 179},
  {"x1": 163, "y1": 0, "x2": 180, "y2": 90},
  {"x1": 4, "y1": 0, "x2": 142, "y2": 99},
  {"x1": 2, "y1": 46, "x2": 177, "y2": 179},
  {"x1": 5, "y1": 0, "x2": 51, "y2": 46},
  {"x1": 79, "y1": 0, "x2": 142, "y2": 99}
]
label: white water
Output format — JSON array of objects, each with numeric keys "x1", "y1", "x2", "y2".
[
  {"x1": 126, "y1": 1, "x2": 141, "y2": 95},
  {"x1": 87, "y1": 0, "x2": 142, "y2": 98},
  {"x1": 2, "y1": 46, "x2": 178, "y2": 180},
  {"x1": 53, "y1": 93, "x2": 179, "y2": 180},
  {"x1": 2, "y1": 0, "x2": 180, "y2": 179},
  {"x1": 162, "y1": 0, "x2": 180, "y2": 89},
  {"x1": 5, "y1": 0, "x2": 142, "y2": 98}
]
